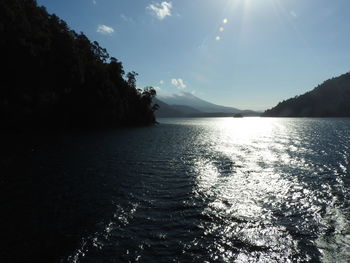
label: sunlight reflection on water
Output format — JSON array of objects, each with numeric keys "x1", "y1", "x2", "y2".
[
  {"x1": 63, "y1": 117, "x2": 350, "y2": 263},
  {"x1": 185, "y1": 117, "x2": 350, "y2": 262}
]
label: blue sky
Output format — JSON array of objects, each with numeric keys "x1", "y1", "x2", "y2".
[{"x1": 36, "y1": 0, "x2": 350, "y2": 110}]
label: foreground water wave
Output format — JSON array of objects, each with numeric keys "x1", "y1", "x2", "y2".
[{"x1": 2, "y1": 117, "x2": 350, "y2": 262}]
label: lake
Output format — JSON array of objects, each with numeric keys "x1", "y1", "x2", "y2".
[{"x1": 2, "y1": 117, "x2": 350, "y2": 262}]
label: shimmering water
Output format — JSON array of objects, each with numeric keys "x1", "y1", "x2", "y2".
[{"x1": 2, "y1": 118, "x2": 350, "y2": 262}]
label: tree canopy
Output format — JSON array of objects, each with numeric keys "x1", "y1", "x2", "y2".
[
  {"x1": 0, "y1": 0, "x2": 157, "y2": 129},
  {"x1": 263, "y1": 72, "x2": 350, "y2": 117}
]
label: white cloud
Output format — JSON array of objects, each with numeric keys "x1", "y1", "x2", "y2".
[
  {"x1": 97, "y1": 25, "x2": 114, "y2": 35},
  {"x1": 160, "y1": 80, "x2": 164, "y2": 85},
  {"x1": 171, "y1": 78, "x2": 186, "y2": 89},
  {"x1": 120, "y1": 14, "x2": 128, "y2": 21},
  {"x1": 92, "y1": 0, "x2": 97, "y2": 5},
  {"x1": 147, "y1": 2, "x2": 172, "y2": 20},
  {"x1": 290, "y1": 11, "x2": 297, "y2": 18},
  {"x1": 120, "y1": 14, "x2": 133, "y2": 23}
]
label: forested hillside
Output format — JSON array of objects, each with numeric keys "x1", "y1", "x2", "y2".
[
  {"x1": 0, "y1": 0, "x2": 157, "y2": 129},
  {"x1": 264, "y1": 72, "x2": 350, "y2": 117}
]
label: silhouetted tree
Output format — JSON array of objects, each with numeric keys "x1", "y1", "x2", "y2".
[{"x1": 0, "y1": 0, "x2": 157, "y2": 129}]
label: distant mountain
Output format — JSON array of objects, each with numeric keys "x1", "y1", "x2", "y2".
[
  {"x1": 154, "y1": 92, "x2": 260, "y2": 117},
  {"x1": 170, "y1": 105, "x2": 203, "y2": 115},
  {"x1": 263, "y1": 72, "x2": 350, "y2": 117},
  {"x1": 158, "y1": 92, "x2": 241, "y2": 113},
  {"x1": 153, "y1": 98, "x2": 184, "y2": 117}
]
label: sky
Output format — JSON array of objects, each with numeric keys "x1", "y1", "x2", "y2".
[{"x1": 36, "y1": 0, "x2": 350, "y2": 110}]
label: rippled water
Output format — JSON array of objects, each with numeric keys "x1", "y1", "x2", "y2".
[{"x1": 2, "y1": 118, "x2": 350, "y2": 262}]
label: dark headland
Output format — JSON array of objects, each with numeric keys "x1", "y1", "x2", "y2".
[
  {"x1": 0, "y1": 0, "x2": 157, "y2": 131},
  {"x1": 263, "y1": 72, "x2": 350, "y2": 117}
]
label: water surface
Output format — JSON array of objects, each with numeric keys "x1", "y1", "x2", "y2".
[{"x1": 2, "y1": 118, "x2": 350, "y2": 262}]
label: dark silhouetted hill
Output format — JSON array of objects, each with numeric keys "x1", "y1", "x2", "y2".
[
  {"x1": 0, "y1": 0, "x2": 157, "y2": 130},
  {"x1": 263, "y1": 72, "x2": 350, "y2": 117}
]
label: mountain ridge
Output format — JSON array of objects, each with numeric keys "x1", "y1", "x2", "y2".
[
  {"x1": 158, "y1": 92, "x2": 241, "y2": 113},
  {"x1": 155, "y1": 92, "x2": 260, "y2": 117},
  {"x1": 263, "y1": 72, "x2": 350, "y2": 117}
]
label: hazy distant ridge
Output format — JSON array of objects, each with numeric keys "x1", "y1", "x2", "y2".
[
  {"x1": 155, "y1": 92, "x2": 260, "y2": 117},
  {"x1": 158, "y1": 92, "x2": 241, "y2": 113},
  {"x1": 263, "y1": 72, "x2": 350, "y2": 117}
]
